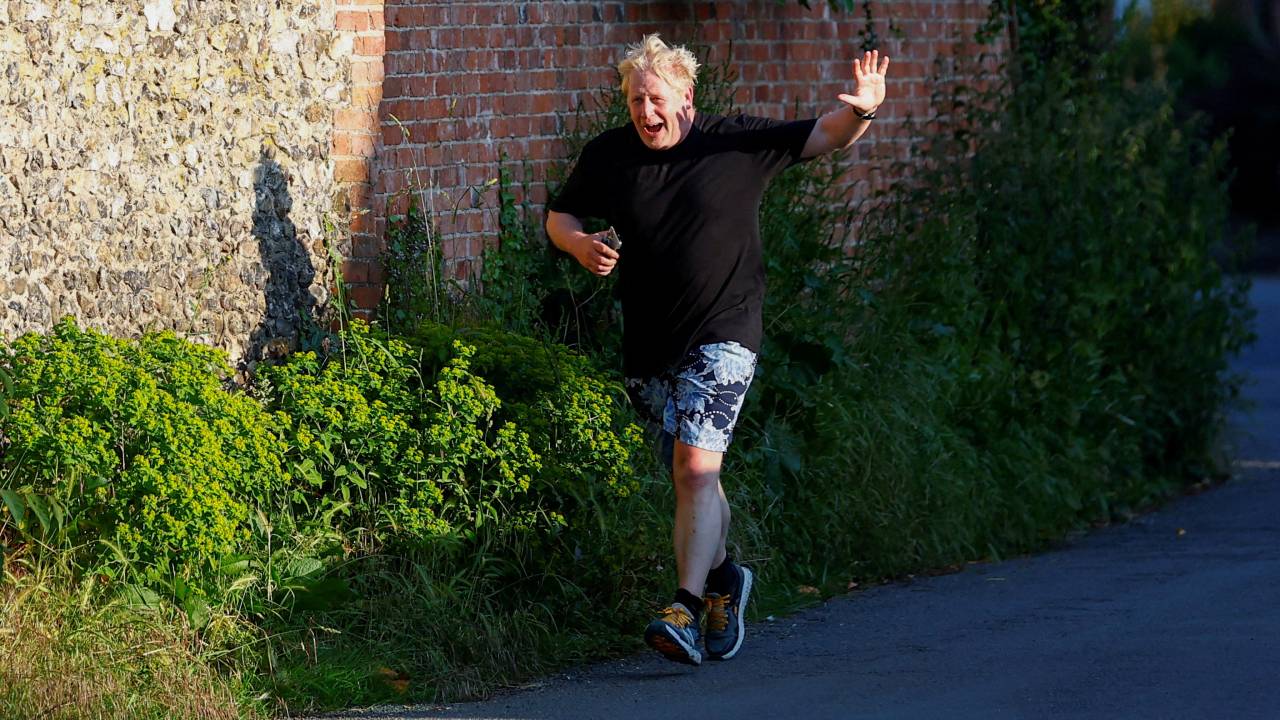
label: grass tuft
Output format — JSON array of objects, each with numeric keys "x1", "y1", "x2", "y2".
[{"x1": 1, "y1": 549, "x2": 268, "y2": 720}]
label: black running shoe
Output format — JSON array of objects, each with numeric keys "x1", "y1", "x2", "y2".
[
  {"x1": 704, "y1": 564, "x2": 753, "y2": 660},
  {"x1": 643, "y1": 602, "x2": 703, "y2": 666}
]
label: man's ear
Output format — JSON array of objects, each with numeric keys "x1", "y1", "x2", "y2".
[{"x1": 683, "y1": 85, "x2": 694, "y2": 110}]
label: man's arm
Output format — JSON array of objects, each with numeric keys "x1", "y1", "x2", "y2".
[
  {"x1": 802, "y1": 49, "x2": 890, "y2": 159},
  {"x1": 546, "y1": 210, "x2": 619, "y2": 277}
]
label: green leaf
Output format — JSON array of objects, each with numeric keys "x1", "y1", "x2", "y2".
[
  {"x1": 0, "y1": 366, "x2": 11, "y2": 420},
  {"x1": 282, "y1": 556, "x2": 324, "y2": 581},
  {"x1": 184, "y1": 595, "x2": 211, "y2": 630},
  {"x1": 25, "y1": 493, "x2": 52, "y2": 535},
  {"x1": 0, "y1": 489, "x2": 26, "y2": 527},
  {"x1": 218, "y1": 556, "x2": 253, "y2": 576},
  {"x1": 119, "y1": 583, "x2": 162, "y2": 610}
]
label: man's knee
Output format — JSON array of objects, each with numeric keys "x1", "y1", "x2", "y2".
[{"x1": 672, "y1": 442, "x2": 723, "y2": 495}]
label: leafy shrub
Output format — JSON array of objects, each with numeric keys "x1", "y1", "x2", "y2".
[
  {"x1": 0, "y1": 319, "x2": 290, "y2": 577},
  {"x1": 408, "y1": 323, "x2": 645, "y2": 501},
  {"x1": 256, "y1": 320, "x2": 544, "y2": 544},
  {"x1": 257, "y1": 322, "x2": 667, "y2": 711},
  {"x1": 402, "y1": 323, "x2": 663, "y2": 602},
  {"x1": 750, "y1": 45, "x2": 1253, "y2": 589}
]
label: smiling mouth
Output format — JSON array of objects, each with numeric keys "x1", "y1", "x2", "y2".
[{"x1": 642, "y1": 122, "x2": 664, "y2": 137}]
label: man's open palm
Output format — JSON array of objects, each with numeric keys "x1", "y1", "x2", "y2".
[{"x1": 838, "y1": 50, "x2": 889, "y2": 113}]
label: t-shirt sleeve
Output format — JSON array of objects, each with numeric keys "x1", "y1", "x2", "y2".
[
  {"x1": 547, "y1": 136, "x2": 608, "y2": 219},
  {"x1": 729, "y1": 114, "x2": 819, "y2": 175}
]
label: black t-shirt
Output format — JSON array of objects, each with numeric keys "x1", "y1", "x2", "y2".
[{"x1": 548, "y1": 112, "x2": 818, "y2": 377}]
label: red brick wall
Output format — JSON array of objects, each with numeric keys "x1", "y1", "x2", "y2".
[{"x1": 342, "y1": 0, "x2": 998, "y2": 316}]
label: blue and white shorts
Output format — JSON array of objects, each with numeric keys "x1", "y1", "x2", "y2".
[{"x1": 624, "y1": 341, "x2": 758, "y2": 454}]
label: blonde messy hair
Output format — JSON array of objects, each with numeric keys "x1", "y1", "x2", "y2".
[{"x1": 618, "y1": 34, "x2": 700, "y2": 96}]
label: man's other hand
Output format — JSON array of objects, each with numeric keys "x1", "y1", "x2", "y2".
[{"x1": 838, "y1": 49, "x2": 889, "y2": 115}]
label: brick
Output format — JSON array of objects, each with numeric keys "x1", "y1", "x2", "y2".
[
  {"x1": 342, "y1": 258, "x2": 369, "y2": 283},
  {"x1": 352, "y1": 234, "x2": 387, "y2": 258},
  {"x1": 335, "y1": 158, "x2": 370, "y2": 183},
  {"x1": 381, "y1": 122, "x2": 405, "y2": 147},
  {"x1": 347, "y1": 285, "x2": 383, "y2": 311},
  {"x1": 384, "y1": 28, "x2": 406, "y2": 52},
  {"x1": 332, "y1": 132, "x2": 352, "y2": 157},
  {"x1": 350, "y1": 59, "x2": 384, "y2": 84},
  {"x1": 336, "y1": 10, "x2": 367, "y2": 31},
  {"x1": 417, "y1": 6, "x2": 444, "y2": 24},
  {"x1": 334, "y1": 108, "x2": 377, "y2": 132},
  {"x1": 405, "y1": 76, "x2": 429, "y2": 97},
  {"x1": 382, "y1": 75, "x2": 406, "y2": 99},
  {"x1": 348, "y1": 183, "x2": 373, "y2": 208},
  {"x1": 349, "y1": 132, "x2": 376, "y2": 158},
  {"x1": 351, "y1": 85, "x2": 382, "y2": 110},
  {"x1": 354, "y1": 34, "x2": 385, "y2": 56}
]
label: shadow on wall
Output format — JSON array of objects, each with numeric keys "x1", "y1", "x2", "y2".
[{"x1": 247, "y1": 146, "x2": 317, "y2": 365}]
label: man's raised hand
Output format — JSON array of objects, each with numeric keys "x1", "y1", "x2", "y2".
[{"x1": 838, "y1": 49, "x2": 889, "y2": 116}]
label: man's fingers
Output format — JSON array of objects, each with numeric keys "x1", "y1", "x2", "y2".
[
  {"x1": 589, "y1": 241, "x2": 618, "y2": 276},
  {"x1": 592, "y1": 239, "x2": 620, "y2": 260},
  {"x1": 854, "y1": 50, "x2": 891, "y2": 80}
]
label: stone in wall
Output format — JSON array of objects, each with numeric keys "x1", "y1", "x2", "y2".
[{"x1": 0, "y1": 0, "x2": 351, "y2": 365}]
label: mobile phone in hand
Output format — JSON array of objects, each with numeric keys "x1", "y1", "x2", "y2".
[{"x1": 600, "y1": 226, "x2": 622, "y2": 251}]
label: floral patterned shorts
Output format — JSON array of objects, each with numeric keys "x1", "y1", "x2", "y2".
[{"x1": 625, "y1": 341, "x2": 758, "y2": 454}]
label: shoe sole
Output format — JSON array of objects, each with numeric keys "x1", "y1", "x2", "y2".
[
  {"x1": 644, "y1": 625, "x2": 702, "y2": 666},
  {"x1": 709, "y1": 566, "x2": 753, "y2": 661}
]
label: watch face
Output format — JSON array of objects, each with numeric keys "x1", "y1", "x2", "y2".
[{"x1": 602, "y1": 226, "x2": 623, "y2": 251}]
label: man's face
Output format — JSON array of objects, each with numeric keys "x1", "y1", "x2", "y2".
[{"x1": 627, "y1": 70, "x2": 694, "y2": 151}]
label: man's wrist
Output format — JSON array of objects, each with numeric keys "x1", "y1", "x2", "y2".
[{"x1": 850, "y1": 104, "x2": 878, "y2": 120}]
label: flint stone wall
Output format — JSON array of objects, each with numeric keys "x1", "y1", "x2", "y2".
[{"x1": 0, "y1": 0, "x2": 352, "y2": 364}]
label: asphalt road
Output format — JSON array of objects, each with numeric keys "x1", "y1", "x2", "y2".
[{"x1": 329, "y1": 276, "x2": 1279, "y2": 720}]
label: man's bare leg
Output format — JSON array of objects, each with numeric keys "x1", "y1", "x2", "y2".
[
  {"x1": 672, "y1": 440, "x2": 726, "y2": 594},
  {"x1": 714, "y1": 481, "x2": 730, "y2": 568}
]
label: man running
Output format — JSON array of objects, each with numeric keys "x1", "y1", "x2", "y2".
[{"x1": 546, "y1": 34, "x2": 889, "y2": 666}]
